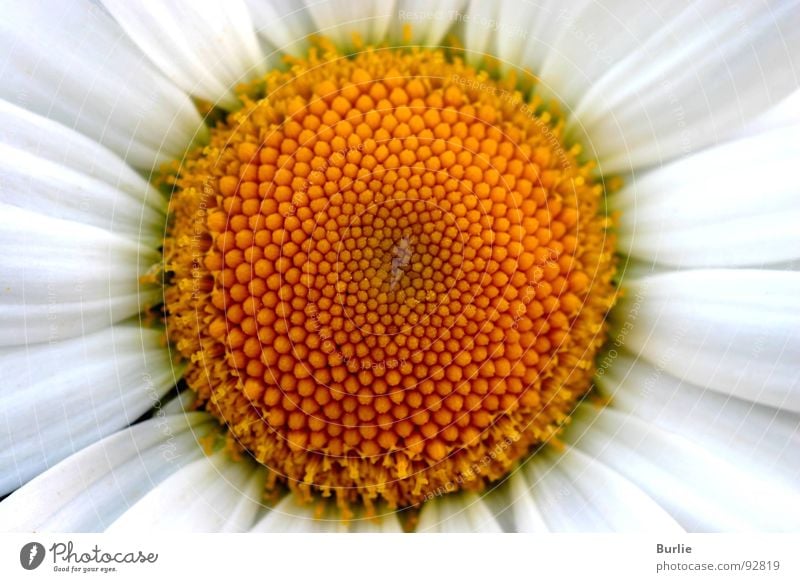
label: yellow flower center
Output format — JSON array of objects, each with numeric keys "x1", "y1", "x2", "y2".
[{"x1": 164, "y1": 42, "x2": 616, "y2": 510}]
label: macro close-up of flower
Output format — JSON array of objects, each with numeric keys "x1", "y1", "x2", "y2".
[{"x1": 1, "y1": 0, "x2": 799, "y2": 534}]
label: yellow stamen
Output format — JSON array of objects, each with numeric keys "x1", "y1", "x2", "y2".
[{"x1": 164, "y1": 42, "x2": 616, "y2": 509}]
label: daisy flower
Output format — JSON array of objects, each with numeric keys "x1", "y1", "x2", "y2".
[{"x1": 1, "y1": 0, "x2": 799, "y2": 533}]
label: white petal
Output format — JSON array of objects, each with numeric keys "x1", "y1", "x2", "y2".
[
  {"x1": 246, "y1": 0, "x2": 316, "y2": 55},
  {"x1": 614, "y1": 257, "x2": 674, "y2": 280},
  {"x1": 250, "y1": 496, "x2": 337, "y2": 532},
  {"x1": 460, "y1": 1, "x2": 682, "y2": 95},
  {"x1": 616, "y1": 270, "x2": 800, "y2": 412},
  {"x1": 461, "y1": 0, "x2": 498, "y2": 65},
  {"x1": 305, "y1": 0, "x2": 397, "y2": 49},
  {"x1": 568, "y1": 0, "x2": 800, "y2": 173},
  {"x1": 416, "y1": 493, "x2": 502, "y2": 532},
  {"x1": 251, "y1": 495, "x2": 341, "y2": 533},
  {"x1": 510, "y1": 0, "x2": 570, "y2": 75},
  {"x1": 392, "y1": 0, "x2": 468, "y2": 46},
  {"x1": 361, "y1": 0, "x2": 397, "y2": 45},
  {"x1": 741, "y1": 88, "x2": 800, "y2": 136},
  {"x1": 491, "y1": 0, "x2": 543, "y2": 71},
  {"x1": 0, "y1": 412, "x2": 214, "y2": 532},
  {"x1": 0, "y1": 0, "x2": 205, "y2": 169},
  {"x1": 0, "y1": 323, "x2": 177, "y2": 494},
  {"x1": 568, "y1": 406, "x2": 800, "y2": 531},
  {"x1": 597, "y1": 350, "x2": 800, "y2": 488},
  {"x1": 0, "y1": 140, "x2": 164, "y2": 246},
  {"x1": 0, "y1": 99, "x2": 166, "y2": 213},
  {"x1": 220, "y1": 470, "x2": 271, "y2": 533},
  {"x1": 538, "y1": 1, "x2": 686, "y2": 109},
  {"x1": 509, "y1": 455, "x2": 609, "y2": 532},
  {"x1": 499, "y1": 445, "x2": 682, "y2": 532},
  {"x1": 0, "y1": 205, "x2": 160, "y2": 345},
  {"x1": 107, "y1": 451, "x2": 266, "y2": 532},
  {"x1": 250, "y1": 495, "x2": 403, "y2": 532},
  {"x1": 348, "y1": 508, "x2": 404, "y2": 533},
  {"x1": 542, "y1": 447, "x2": 683, "y2": 532},
  {"x1": 620, "y1": 204, "x2": 800, "y2": 270},
  {"x1": 160, "y1": 389, "x2": 198, "y2": 416},
  {"x1": 615, "y1": 125, "x2": 800, "y2": 267},
  {"x1": 490, "y1": 471, "x2": 549, "y2": 532},
  {"x1": 102, "y1": 0, "x2": 266, "y2": 110}
]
